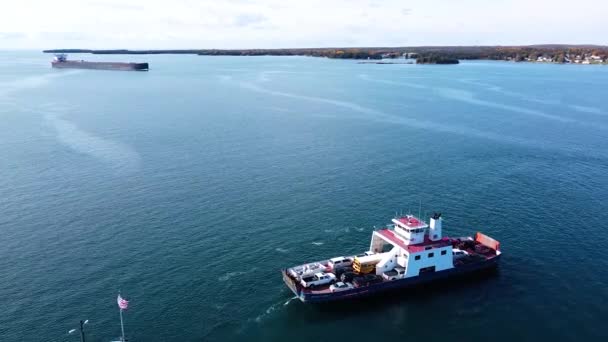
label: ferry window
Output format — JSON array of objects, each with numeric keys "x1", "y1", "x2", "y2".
[
  {"x1": 428, "y1": 253, "x2": 434, "y2": 258},
  {"x1": 415, "y1": 255, "x2": 421, "y2": 260},
  {"x1": 441, "y1": 250, "x2": 447, "y2": 255}
]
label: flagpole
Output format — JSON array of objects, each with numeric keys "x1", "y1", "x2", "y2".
[{"x1": 119, "y1": 308, "x2": 126, "y2": 342}]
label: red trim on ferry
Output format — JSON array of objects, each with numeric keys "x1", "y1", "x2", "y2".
[{"x1": 377, "y1": 229, "x2": 451, "y2": 253}]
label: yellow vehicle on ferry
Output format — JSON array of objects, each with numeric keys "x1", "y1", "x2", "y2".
[{"x1": 353, "y1": 253, "x2": 385, "y2": 274}]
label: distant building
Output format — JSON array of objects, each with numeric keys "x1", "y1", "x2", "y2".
[{"x1": 537, "y1": 56, "x2": 551, "y2": 62}]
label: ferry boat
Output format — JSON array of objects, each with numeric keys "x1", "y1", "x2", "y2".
[
  {"x1": 282, "y1": 212, "x2": 501, "y2": 303},
  {"x1": 51, "y1": 54, "x2": 149, "y2": 71}
]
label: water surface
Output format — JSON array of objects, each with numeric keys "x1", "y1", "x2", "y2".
[{"x1": 1, "y1": 52, "x2": 607, "y2": 341}]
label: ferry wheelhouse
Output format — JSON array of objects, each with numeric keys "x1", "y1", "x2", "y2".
[{"x1": 282, "y1": 213, "x2": 501, "y2": 303}]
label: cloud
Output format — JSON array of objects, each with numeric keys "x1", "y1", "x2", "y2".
[
  {"x1": 0, "y1": 32, "x2": 26, "y2": 39},
  {"x1": 87, "y1": 1, "x2": 144, "y2": 11},
  {"x1": 1, "y1": 0, "x2": 607, "y2": 48},
  {"x1": 39, "y1": 31, "x2": 88, "y2": 40},
  {"x1": 233, "y1": 13, "x2": 268, "y2": 27}
]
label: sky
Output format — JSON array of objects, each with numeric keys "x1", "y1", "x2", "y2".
[{"x1": 1, "y1": 0, "x2": 606, "y2": 49}]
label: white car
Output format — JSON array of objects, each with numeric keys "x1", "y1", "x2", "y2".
[
  {"x1": 356, "y1": 251, "x2": 375, "y2": 258},
  {"x1": 300, "y1": 272, "x2": 336, "y2": 288},
  {"x1": 329, "y1": 281, "x2": 354, "y2": 292},
  {"x1": 382, "y1": 267, "x2": 406, "y2": 281},
  {"x1": 328, "y1": 256, "x2": 354, "y2": 269},
  {"x1": 288, "y1": 262, "x2": 327, "y2": 279}
]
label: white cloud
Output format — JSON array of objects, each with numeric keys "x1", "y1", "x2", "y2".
[{"x1": 0, "y1": 0, "x2": 606, "y2": 49}]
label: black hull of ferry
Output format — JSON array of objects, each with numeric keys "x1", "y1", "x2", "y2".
[
  {"x1": 283, "y1": 254, "x2": 500, "y2": 303},
  {"x1": 52, "y1": 61, "x2": 149, "y2": 71}
]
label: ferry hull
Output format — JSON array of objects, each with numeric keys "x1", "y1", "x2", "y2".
[
  {"x1": 284, "y1": 254, "x2": 500, "y2": 303},
  {"x1": 51, "y1": 61, "x2": 149, "y2": 71}
]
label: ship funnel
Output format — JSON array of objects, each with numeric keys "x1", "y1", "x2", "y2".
[{"x1": 429, "y1": 212, "x2": 442, "y2": 241}]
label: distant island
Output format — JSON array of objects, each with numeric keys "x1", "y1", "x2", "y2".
[{"x1": 43, "y1": 45, "x2": 608, "y2": 65}]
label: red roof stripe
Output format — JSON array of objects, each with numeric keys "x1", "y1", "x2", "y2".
[{"x1": 377, "y1": 229, "x2": 451, "y2": 253}]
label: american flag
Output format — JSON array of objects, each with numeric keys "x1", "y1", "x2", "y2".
[{"x1": 117, "y1": 294, "x2": 129, "y2": 310}]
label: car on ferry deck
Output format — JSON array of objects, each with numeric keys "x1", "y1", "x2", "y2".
[{"x1": 330, "y1": 282, "x2": 354, "y2": 292}]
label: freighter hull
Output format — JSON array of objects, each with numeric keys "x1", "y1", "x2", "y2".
[
  {"x1": 283, "y1": 254, "x2": 500, "y2": 303},
  {"x1": 51, "y1": 61, "x2": 149, "y2": 71}
]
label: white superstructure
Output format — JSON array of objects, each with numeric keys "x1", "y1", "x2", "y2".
[{"x1": 370, "y1": 213, "x2": 454, "y2": 278}]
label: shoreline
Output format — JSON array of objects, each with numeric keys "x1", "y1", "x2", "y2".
[{"x1": 42, "y1": 46, "x2": 607, "y2": 65}]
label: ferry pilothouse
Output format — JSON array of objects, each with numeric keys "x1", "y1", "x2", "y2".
[{"x1": 282, "y1": 212, "x2": 501, "y2": 303}]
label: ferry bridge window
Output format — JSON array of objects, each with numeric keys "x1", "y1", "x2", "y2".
[
  {"x1": 441, "y1": 250, "x2": 447, "y2": 255},
  {"x1": 415, "y1": 255, "x2": 421, "y2": 260},
  {"x1": 382, "y1": 244, "x2": 393, "y2": 253},
  {"x1": 428, "y1": 253, "x2": 434, "y2": 258}
]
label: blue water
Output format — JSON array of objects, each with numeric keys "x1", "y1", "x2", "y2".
[{"x1": 1, "y1": 51, "x2": 608, "y2": 341}]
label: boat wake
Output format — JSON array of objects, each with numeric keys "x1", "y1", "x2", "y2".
[
  {"x1": 311, "y1": 242, "x2": 324, "y2": 246},
  {"x1": 45, "y1": 113, "x2": 141, "y2": 175},
  {"x1": 359, "y1": 74, "x2": 427, "y2": 89},
  {"x1": 218, "y1": 267, "x2": 258, "y2": 282},
  {"x1": 568, "y1": 104, "x2": 605, "y2": 115},
  {"x1": 253, "y1": 296, "x2": 297, "y2": 323},
  {"x1": 253, "y1": 303, "x2": 280, "y2": 323},
  {"x1": 237, "y1": 81, "x2": 608, "y2": 161},
  {"x1": 218, "y1": 271, "x2": 246, "y2": 282},
  {"x1": 284, "y1": 296, "x2": 298, "y2": 306},
  {"x1": 0, "y1": 71, "x2": 81, "y2": 96},
  {"x1": 217, "y1": 75, "x2": 233, "y2": 82},
  {"x1": 458, "y1": 78, "x2": 560, "y2": 105},
  {"x1": 358, "y1": 74, "x2": 608, "y2": 130},
  {"x1": 436, "y1": 87, "x2": 578, "y2": 124}
]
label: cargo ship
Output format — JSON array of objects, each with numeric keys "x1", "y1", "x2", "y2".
[
  {"x1": 51, "y1": 54, "x2": 148, "y2": 71},
  {"x1": 282, "y1": 212, "x2": 501, "y2": 303}
]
